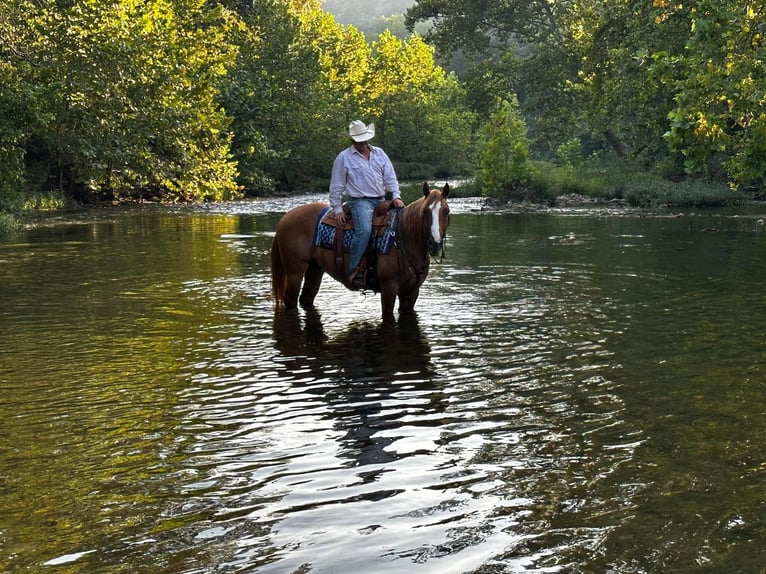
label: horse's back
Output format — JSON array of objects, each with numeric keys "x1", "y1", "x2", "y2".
[
  {"x1": 274, "y1": 202, "x2": 328, "y2": 261},
  {"x1": 276, "y1": 202, "x2": 328, "y2": 230}
]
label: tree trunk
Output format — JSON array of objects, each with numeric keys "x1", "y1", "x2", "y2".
[{"x1": 603, "y1": 130, "x2": 627, "y2": 158}]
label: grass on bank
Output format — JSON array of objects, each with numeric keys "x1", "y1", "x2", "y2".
[
  {"x1": 525, "y1": 160, "x2": 743, "y2": 207},
  {"x1": 0, "y1": 191, "x2": 67, "y2": 235},
  {"x1": 399, "y1": 158, "x2": 745, "y2": 208}
]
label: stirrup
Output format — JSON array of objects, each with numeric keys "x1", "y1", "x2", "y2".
[
  {"x1": 348, "y1": 272, "x2": 365, "y2": 289},
  {"x1": 348, "y1": 265, "x2": 367, "y2": 288}
]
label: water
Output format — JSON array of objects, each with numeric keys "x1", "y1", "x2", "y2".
[{"x1": 3, "y1": 199, "x2": 766, "y2": 572}]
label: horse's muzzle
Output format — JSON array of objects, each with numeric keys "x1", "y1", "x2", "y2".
[{"x1": 427, "y1": 237, "x2": 445, "y2": 258}]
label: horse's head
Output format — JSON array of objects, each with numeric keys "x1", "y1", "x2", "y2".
[{"x1": 421, "y1": 181, "x2": 451, "y2": 257}]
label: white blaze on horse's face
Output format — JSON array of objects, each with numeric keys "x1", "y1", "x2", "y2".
[{"x1": 429, "y1": 200, "x2": 442, "y2": 243}]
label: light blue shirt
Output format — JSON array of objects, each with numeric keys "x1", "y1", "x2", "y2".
[{"x1": 329, "y1": 145, "x2": 401, "y2": 213}]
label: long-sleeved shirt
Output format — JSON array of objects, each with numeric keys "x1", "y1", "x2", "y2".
[{"x1": 328, "y1": 145, "x2": 401, "y2": 213}]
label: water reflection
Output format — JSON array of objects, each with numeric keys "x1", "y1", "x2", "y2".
[
  {"x1": 272, "y1": 309, "x2": 434, "y2": 379},
  {"x1": 272, "y1": 310, "x2": 441, "y2": 469}
]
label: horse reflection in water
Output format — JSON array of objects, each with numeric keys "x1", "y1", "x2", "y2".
[{"x1": 272, "y1": 310, "x2": 445, "y2": 468}]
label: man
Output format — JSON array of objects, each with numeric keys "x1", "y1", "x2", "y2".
[{"x1": 329, "y1": 120, "x2": 404, "y2": 288}]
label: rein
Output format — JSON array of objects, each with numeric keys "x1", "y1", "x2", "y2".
[{"x1": 394, "y1": 232, "x2": 429, "y2": 287}]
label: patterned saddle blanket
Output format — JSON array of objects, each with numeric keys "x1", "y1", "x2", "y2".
[{"x1": 313, "y1": 205, "x2": 400, "y2": 255}]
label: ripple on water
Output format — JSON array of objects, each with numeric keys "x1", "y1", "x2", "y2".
[
  {"x1": 0, "y1": 209, "x2": 649, "y2": 573},
  {"x1": 9, "y1": 204, "x2": 766, "y2": 572},
  {"x1": 157, "y1": 257, "x2": 643, "y2": 573}
]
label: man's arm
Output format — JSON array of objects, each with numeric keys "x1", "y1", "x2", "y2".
[
  {"x1": 329, "y1": 152, "x2": 347, "y2": 214},
  {"x1": 380, "y1": 150, "x2": 402, "y2": 205}
]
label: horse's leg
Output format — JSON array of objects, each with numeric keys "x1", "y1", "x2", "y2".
[
  {"x1": 398, "y1": 286, "x2": 420, "y2": 314},
  {"x1": 299, "y1": 259, "x2": 324, "y2": 307},
  {"x1": 380, "y1": 282, "x2": 398, "y2": 318},
  {"x1": 279, "y1": 258, "x2": 308, "y2": 309}
]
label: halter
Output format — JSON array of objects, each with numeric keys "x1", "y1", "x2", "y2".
[
  {"x1": 394, "y1": 194, "x2": 448, "y2": 287},
  {"x1": 427, "y1": 234, "x2": 447, "y2": 260}
]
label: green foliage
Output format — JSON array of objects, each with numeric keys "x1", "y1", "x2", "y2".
[
  {"x1": 0, "y1": 0, "x2": 44, "y2": 212},
  {"x1": 289, "y1": 9, "x2": 477, "y2": 184},
  {"x1": 13, "y1": 0, "x2": 765, "y2": 207},
  {"x1": 378, "y1": 73, "x2": 476, "y2": 178},
  {"x1": 2, "y1": 0, "x2": 479, "y2": 207},
  {"x1": 406, "y1": 0, "x2": 766, "y2": 193},
  {"x1": 527, "y1": 156, "x2": 636, "y2": 202},
  {"x1": 50, "y1": 0, "x2": 240, "y2": 201},
  {"x1": 405, "y1": 0, "x2": 566, "y2": 57},
  {"x1": 622, "y1": 176, "x2": 741, "y2": 208},
  {"x1": 0, "y1": 212, "x2": 21, "y2": 236},
  {"x1": 4, "y1": 0, "x2": 240, "y2": 204},
  {"x1": 525, "y1": 157, "x2": 740, "y2": 208},
  {"x1": 22, "y1": 192, "x2": 66, "y2": 211},
  {"x1": 655, "y1": 0, "x2": 766, "y2": 189},
  {"x1": 0, "y1": 138, "x2": 26, "y2": 212},
  {"x1": 556, "y1": 138, "x2": 582, "y2": 167},
  {"x1": 476, "y1": 96, "x2": 536, "y2": 198},
  {"x1": 220, "y1": 0, "x2": 333, "y2": 193}
]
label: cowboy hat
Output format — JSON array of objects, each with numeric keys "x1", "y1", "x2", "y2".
[{"x1": 348, "y1": 120, "x2": 375, "y2": 142}]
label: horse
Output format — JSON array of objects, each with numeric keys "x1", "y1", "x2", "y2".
[{"x1": 270, "y1": 182, "x2": 451, "y2": 317}]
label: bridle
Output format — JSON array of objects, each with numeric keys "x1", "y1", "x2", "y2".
[
  {"x1": 427, "y1": 233, "x2": 447, "y2": 260},
  {"x1": 395, "y1": 195, "x2": 449, "y2": 286},
  {"x1": 427, "y1": 196, "x2": 449, "y2": 260}
]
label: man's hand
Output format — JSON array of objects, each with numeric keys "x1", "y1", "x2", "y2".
[
  {"x1": 392, "y1": 198, "x2": 405, "y2": 209},
  {"x1": 332, "y1": 210, "x2": 346, "y2": 226}
]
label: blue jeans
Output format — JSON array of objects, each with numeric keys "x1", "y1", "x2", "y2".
[{"x1": 347, "y1": 197, "x2": 380, "y2": 275}]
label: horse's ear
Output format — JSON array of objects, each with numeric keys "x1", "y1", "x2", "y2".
[
  {"x1": 422, "y1": 182, "x2": 430, "y2": 197},
  {"x1": 442, "y1": 183, "x2": 450, "y2": 198}
]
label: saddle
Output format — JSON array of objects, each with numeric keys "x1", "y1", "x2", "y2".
[
  {"x1": 315, "y1": 201, "x2": 398, "y2": 287},
  {"x1": 320, "y1": 201, "x2": 394, "y2": 231}
]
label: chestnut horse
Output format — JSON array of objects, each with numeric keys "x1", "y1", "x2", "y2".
[{"x1": 271, "y1": 182, "x2": 451, "y2": 317}]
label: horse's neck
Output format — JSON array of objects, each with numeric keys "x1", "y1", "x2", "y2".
[{"x1": 398, "y1": 200, "x2": 430, "y2": 269}]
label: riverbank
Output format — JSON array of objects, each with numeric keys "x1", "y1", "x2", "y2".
[{"x1": 0, "y1": 168, "x2": 751, "y2": 239}]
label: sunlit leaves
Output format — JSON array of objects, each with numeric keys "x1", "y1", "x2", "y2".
[
  {"x1": 285, "y1": 2, "x2": 476, "y2": 179},
  {"x1": 655, "y1": 0, "x2": 766, "y2": 186},
  {"x1": 2, "y1": 0, "x2": 477, "y2": 205},
  {"x1": 364, "y1": 31, "x2": 442, "y2": 116},
  {"x1": 13, "y1": 0, "x2": 239, "y2": 202},
  {"x1": 219, "y1": 0, "x2": 345, "y2": 193}
]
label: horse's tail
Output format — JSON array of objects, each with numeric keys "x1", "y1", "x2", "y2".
[{"x1": 270, "y1": 235, "x2": 286, "y2": 307}]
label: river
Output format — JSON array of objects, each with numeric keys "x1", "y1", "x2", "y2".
[{"x1": 3, "y1": 196, "x2": 766, "y2": 573}]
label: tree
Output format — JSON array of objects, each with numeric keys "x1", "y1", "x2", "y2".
[
  {"x1": 405, "y1": 0, "x2": 588, "y2": 157},
  {"x1": 658, "y1": 0, "x2": 766, "y2": 187},
  {"x1": 405, "y1": 0, "x2": 567, "y2": 57},
  {"x1": 0, "y1": 0, "x2": 48, "y2": 210},
  {"x1": 476, "y1": 96, "x2": 535, "y2": 197},
  {"x1": 294, "y1": 6, "x2": 477, "y2": 180},
  {"x1": 383, "y1": 72, "x2": 476, "y2": 177},
  {"x1": 25, "y1": 0, "x2": 239, "y2": 202}
]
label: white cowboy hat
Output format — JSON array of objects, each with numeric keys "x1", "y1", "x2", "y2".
[{"x1": 348, "y1": 120, "x2": 375, "y2": 142}]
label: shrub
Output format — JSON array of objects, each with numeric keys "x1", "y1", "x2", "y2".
[
  {"x1": 0, "y1": 212, "x2": 20, "y2": 236},
  {"x1": 476, "y1": 96, "x2": 536, "y2": 198}
]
